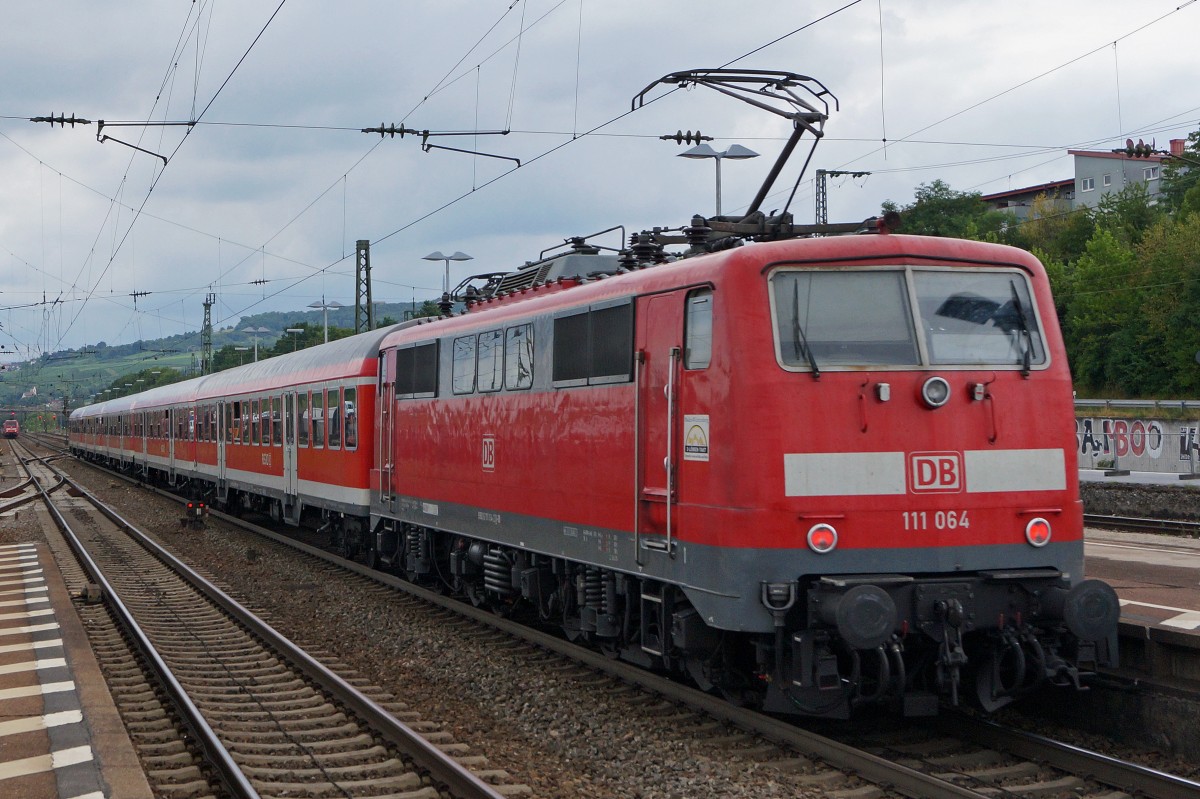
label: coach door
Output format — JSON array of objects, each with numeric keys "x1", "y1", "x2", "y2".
[
  {"x1": 377, "y1": 352, "x2": 396, "y2": 506},
  {"x1": 217, "y1": 400, "x2": 227, "y2": 486},
  {"x1": 283, "y1": 392, "x2": 298, "y2": 499},
  {"x1": 635, "y1": 290, "x2": 687, "y2": 560}
]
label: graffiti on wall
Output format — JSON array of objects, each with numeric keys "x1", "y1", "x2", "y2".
[{"x1": 1076, "y1": 417, "x2": 1200, "y2": 470}]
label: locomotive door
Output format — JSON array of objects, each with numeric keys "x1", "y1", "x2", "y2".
[
  {"x1": 635, "y1": 290, "x2": 686, "y2": 559},
  {"x1": 283, "y1": 392, "x2": 298, "y2": 500}
]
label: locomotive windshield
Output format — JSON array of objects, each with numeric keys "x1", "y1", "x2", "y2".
[{"x1": 771, "y1": 267, "x2": 1046, "y2": 369}]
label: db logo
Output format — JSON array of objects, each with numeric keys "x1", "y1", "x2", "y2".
[
  {"x1": 909, "y1": 452, "x2": 962, "y2": 493},
  {"x1": 481, "y1": 435, "x2": 496, "y2": 472}
]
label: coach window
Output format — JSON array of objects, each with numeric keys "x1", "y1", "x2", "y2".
[
  {"x1": 477, "y1": 329, "x2": 503, "y2": 392},
  {"x1": 452, "y1": 335, "x2": 476, "y2": 394},
  {"x1": 328, "y1": 388, "x2": 342, "y2": 449},
  {"x1": 505, "y1": 323, "x2": 534, "y2": 390},
  {"x1": 344, "y1": 387, "x2": 358, "y2": 449},
  {"x1": 298, "y1": 393, "x2": 309, "y2": 447},
  {"x1": 226, "y1": 404, "x2": 234, "y2": 443},
  {"x1": 241, "y1": 402, "x2": 250, "y2": 445},
  {"x1": 685, "y1": 289, "x2": 713, "y2": 369},
  {"x1": 164, "y1": 410, "x2": 172, "y2": 440},
  {"x1": 251, "y1": 399, "x2": 261, "y2": 445},
  {"x1": 312, "y1": 390, "x2": 325, "y2": 448},
  {"x1": 272, "y1": 397, "x2": 282, "y2": 446}
]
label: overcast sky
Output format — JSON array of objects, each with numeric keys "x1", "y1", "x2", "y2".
[{"x1": 1, "y1": 0, "x2": 1197, "y2": 364}]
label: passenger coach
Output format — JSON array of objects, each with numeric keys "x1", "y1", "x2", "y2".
[{"x1": 70, "y1": 325, "x2": 398, "y2": 535}]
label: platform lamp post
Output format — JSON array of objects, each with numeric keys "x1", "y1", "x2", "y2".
[
  {"x1": 286, "y1": 328, "x2": 304, "y2": 352},
  {"x1": 422, "y1": 250, "x2": 473, "y2": 297},
  {"x1": 308, "y1": 299, "x2": 345, "y2": 344},
  {"x1": 241, "y1": 326, "x2": 271, "y2": 362},
  {"x1": 234, "y1": 346, "x2": 249, "y2": 366},
  {"x1": 677, "y1": 143, "x2": 759, "y2": 217}
]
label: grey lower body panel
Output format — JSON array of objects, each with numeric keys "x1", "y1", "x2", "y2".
[{"x1": 372, "y1": 494, "x2": 1084, "y2": 634}]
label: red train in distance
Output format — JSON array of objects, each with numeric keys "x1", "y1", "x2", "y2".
[
  {"x1": 69, "y1": 69, "x2": 1120, "y2": 717},
  {"x1": 3, "y1": 417, "x2": 17, "y2": 438}
]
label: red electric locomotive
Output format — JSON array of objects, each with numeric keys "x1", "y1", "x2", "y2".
[
  {"x1": 363, "y1": 227, "x2": 1118, "y2": 717},
  {"x1": 357, "y1": 71, "x2": 1118, "y2": 717},
  {"x1": 3, "y1": 417, "x2": 18, "y2": 438}
]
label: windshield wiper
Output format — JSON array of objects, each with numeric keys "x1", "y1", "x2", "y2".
[
  {"x1": 792, "y1": 280, "x2": 820, "y2": 380},
  {"x1": 1008, "y1": 280, "x2": 1033, "y2": 377}
]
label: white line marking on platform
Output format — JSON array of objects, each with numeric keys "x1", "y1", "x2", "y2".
[
  {"x1": 0, "y1": 622, "x2": 59, "y2": 638},
  {"x1": 0, "y1": 595, "x2": 50, "y2": 609},
  {"x1": 1120, "y1": 599, "x2": 1200, "y2": 630},
  {"x1": 0, "y1": 575, "x2": 45, "y2": 588},
  {"x1": 0, "y1": 585, "x2": 47, "y2": 598},
  {"x1": 0, "y1": 607, "x2": 54, "y2": 623},
  {"x1": 0, "y1": 638, "x2": 62, "y2": 655},
  {"x1": 0, "y1": 621, "x2": 59, "y2": 638},
  {"x1": 0, "y1": 565, "x2": 42, "y2": 575},
  {"x1": 0, "y1": 554, "x2": 37, "y2": 565},
  {"x1": 0, "y1": 745, "x2": 94, "y2": 781},
  {"x1": 0, "y1": 657, "x2": 67, "y2": 676},
  {"x1": 0, "y1": 709, "x2": 83, "y2": 738},
  {"x1": 0, "y1": 680, "x2": 75, "y2": 701}
]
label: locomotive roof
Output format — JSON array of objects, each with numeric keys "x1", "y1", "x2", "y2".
[{"x1": 377, "y1": 233, "x2": 1045, "y2": 348}]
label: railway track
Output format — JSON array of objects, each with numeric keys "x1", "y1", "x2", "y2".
[
  {"x1": 1084, "y1": 512, "x2": 1200, "y2": 536},
  {"x1": 27, "y1": 437, "x2": 1200, "y2": 799},
  {"x1": 10, "y1": 439, "x2": 516, "y2": 799}
]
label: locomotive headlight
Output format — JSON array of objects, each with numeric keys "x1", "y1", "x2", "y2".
[
  {"x1": 807, "y1": 523, "x2": 838, "y2": 554},
  {"x1": 1025, "y1": 517, "x2": 1052, "y2": 547},
  {"x1": 920, "y1": 376, "x2": 951, "y2": 409}
]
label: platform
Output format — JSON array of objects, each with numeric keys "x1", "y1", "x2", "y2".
[{"x1": 0, "y1": 542, "x2": 151, "y2": 799}]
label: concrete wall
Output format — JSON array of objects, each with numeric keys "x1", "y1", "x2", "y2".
[{"x1": 1076, "y1": 416, "x2": 1200, "y2": 475}]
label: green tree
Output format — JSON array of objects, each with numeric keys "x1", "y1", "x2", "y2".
[
  {"x1": 881, "y1": 179, "x2": 1010, "y2": 240},
  {"x1": 1133, "y1": 214, "x2": 1200, "y2": 395},
  {"x1": 1062, "y1": 228, "x2": 1139, "y2": 393},
  {"x1": 1091, "y1": 183, "x2": 1163, "y2": 246},
  {"x1": 1012, "y1": 194, "x2": 1094, "y2": 265}
]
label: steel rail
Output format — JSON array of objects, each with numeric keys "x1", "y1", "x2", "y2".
[
  {"x1": 1084, "y1": 513, "x2": 1200, "y2": 536},
  {"x1": 938, "y1": 712, "x2": 1200, "y2": 799},
  {"x1": 29, "y1": 454, "x2": 261, "y2": 799},
  {"x1": 46, "y1": 459, "x2": 506, "y2": 799}
]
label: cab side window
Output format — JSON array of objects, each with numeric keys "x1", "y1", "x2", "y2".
[{"x1": 685, "y1": 289, "x2": 713, "y2": 369}]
